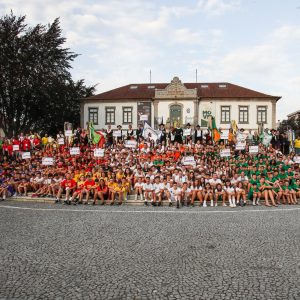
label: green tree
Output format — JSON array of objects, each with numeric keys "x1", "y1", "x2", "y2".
[{"x1": 0, "y1": 12, "x2": 95, "y2": 137}]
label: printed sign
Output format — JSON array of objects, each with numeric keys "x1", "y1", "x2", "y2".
[
  {"x1": 220, "y1": 131, "x2": 229, "y2": 140},
  {"x1": 235, "y1": 142, "x2": 245, "y2": 150},
  {"x1": 249, "y1": 146, "x2": 259, "y2": 154},
  {"x1": 22, "y1": 152, "x2": 31, "y2": 159},
  {"x1": 13, "y1": 145, "x2": 20, "y2": 151},
  {"x1": 65, "y1": 130, "x2": 73, "y2": 137},
  {"x1": 182, "y1": 156, "x2": 196, "y2": 166},
  {"x1": 58, "y1": 138, "x2": 64, "y2": 145},
  {"x1": 113, "y1": 131, "x2": 122, "y2": 137},
  {"x1": 94, "y1": 148, "x2": 105, "y2": 157},
  {"x1": 294, "y1": 156, "x2": 300, "y2": 164},
  {"x1": 183, "y1": 129, "x2": 191, "y2": 136},
  {"x1": 220, "y1": 149, "x2": 231, "y2": 157},
  {"x1": 42, "y1": 157, "x2": 54, "y2": 165},
  {"x1": 70, "y1": 147, "x2": 80, "y2": 155},
  {"x1": 125, "y1": 140, "x2": 137, "y2": 148},
  {"x1": 140, "y1": 114, "x2": 148, "y2": 121}
]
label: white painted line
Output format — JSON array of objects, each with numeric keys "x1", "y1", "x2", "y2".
[{"x1": 0, "y1": 204, "x2": 300, "y2": 214}]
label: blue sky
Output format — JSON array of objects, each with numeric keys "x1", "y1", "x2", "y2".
[{"x1": 1, "y1": 0, "x2": 300, "y2": 119}]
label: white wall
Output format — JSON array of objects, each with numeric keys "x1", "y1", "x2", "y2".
[
  {"x1": 83, "y1": 102, "x2": 138, "y2": 130},
  {"x1": 199, "y1": 100, "x2": 273, "y2": 130}
]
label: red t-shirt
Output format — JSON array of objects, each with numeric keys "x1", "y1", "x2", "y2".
[
  {"x1": 61, "y1": 179, "x2": 76, "y2": 189},
  {"x1": 84, "y1": 180, "x2": 95, "y2": 190},
  {"x1": 97, "y1": 185, "x2": 108, "y2": 194}
]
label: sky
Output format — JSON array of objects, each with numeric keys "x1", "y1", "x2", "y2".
[{"x1": 1, "y1": 0, "x2": 300, "y2": 120}]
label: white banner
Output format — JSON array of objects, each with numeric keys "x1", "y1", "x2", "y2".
[
  {"x1": 125, "y1": 140, "x2": 137, "y2": 148},
  {"x1": 42, "y1": 157, "x2": 54, "y2": 165},
  {"x1": 220, "y1": 130, "x2": 229, "y2": 140},
  {"x1": 70, "y1": 147, "x2": 80, "y2": 155},
  {"x1": 182, "y1": 156, "x2": 196, "y2": 166},
  {"x1": 235, "y1": 143, "x2": 245, "y2": 150},
  {"x1": 94, "y1": 148, "x2": 105, "y2": 157},
  {"x1": 220, "y1": 149, "x2": 231, "y2": 157},
  {"x1": 113, "y1": 131, "x2": 122, "y2": 137},
  {"x1": 143, "y1": 122, "x2": 158, "y2": 142},
  {"x1": 183, "y1": 129, "x2": 191, "y2": 136},
  {"x1": 65, "y1": 130, "x2": 73, "y2": 137},
  {"x1": 294, "y1": 156, "x2": 300, "y2": 164},
  {"x1": 249, "y1": 146, "x2": 259, "y2": 154},
  {"x1": 22, "y1": 152, "x2": 31, "y2": 159},
  {"x1": 13, "y1": 145, "x2": 20, "y2": 151},
  {"x1": 140, "y1": 114, "x2": 148, "y2": 121},
  {"x1": 58, "y1": 138, "x2": 65, "y2": 145}
]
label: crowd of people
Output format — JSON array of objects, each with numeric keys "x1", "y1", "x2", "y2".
[{"x1": 0, "y1": 123, "x2": 299, "y2": 209}]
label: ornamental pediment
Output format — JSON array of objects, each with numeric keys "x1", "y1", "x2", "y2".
[{"x1": 155, "y1": 76, "x2": 197, "y2": 99}]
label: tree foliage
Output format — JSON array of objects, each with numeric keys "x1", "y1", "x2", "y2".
[
  {"x1": 278, "y1": 117, "x2": 300, "y2": 136},
  {"x1": 0, "y1": 12, "x2": 95, "y2": 137}
]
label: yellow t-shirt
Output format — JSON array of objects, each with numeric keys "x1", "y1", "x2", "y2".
[
  {"x1": 42, "y1": 137, "x2": 48, "y2": 145},
  {"x1": 294, "y1": 139, "x2": 300, "y2": 148}
]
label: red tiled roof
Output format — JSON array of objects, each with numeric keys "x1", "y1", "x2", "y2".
[{"x1": 84, "y1": 82, "x2": 281, "y2": 101}]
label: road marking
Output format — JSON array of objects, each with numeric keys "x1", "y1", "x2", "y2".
[{"x1": 0, "y1": 204, "x2": 300, "y2": 214}]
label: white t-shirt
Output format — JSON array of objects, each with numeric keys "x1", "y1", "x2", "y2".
[
  {"x1": 143, "y1": 183, "x2": 153, "y2": 191},
  {"x1": 208, "y1": 178, "x2": 222, "y2": 186}
]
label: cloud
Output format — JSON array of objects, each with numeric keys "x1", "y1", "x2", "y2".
[{"x1": 197, "y1": 0, "x2": 241, "y2": 15}]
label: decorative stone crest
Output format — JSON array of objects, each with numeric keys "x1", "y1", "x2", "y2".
[{"x1": 155, "y1": 76, "x2": 197, "y2": 99}]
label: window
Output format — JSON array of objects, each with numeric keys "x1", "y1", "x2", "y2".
[
  {"x1": 105, "y1": 107, "x2": 115, "y2": 125},
  {"x1": 239, "y1": 106, "x2": 249, "y2": 124},
  {"x1": 257, "y1": 106, "x2": 267, "y2": 124},
  {"x1": 201, "y1": 84, "x2": 209, "y2": 88},
  {"x1": 221, "y1": 106, "x2": 231, "y2": 123},
  {"x1": 130, "y1": 85, "x2": 138, "y2": 89},
  {"x1": 218, "y1": 84, "x2": 227, "y2": 88},
  {"x1": 88, "y1": 107, "x2": 98, "y2": 125},
  {"x1": 123, "y1": 107, "x2": 133, "y2": 124},
  {"x1": 148, "y1": 85, "x2": 155, "y2": 89}
]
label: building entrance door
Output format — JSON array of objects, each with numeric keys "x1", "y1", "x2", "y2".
[{"x1": 170, "y1": 104, "x2": 182, "y2": 126}]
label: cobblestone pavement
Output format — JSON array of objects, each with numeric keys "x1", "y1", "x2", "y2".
[{"x1": 0, "y1": 201, "x2": 299, "y2": 300}]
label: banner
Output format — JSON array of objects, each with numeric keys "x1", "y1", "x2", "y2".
[
  {"x1": 70, "y1": 147, "x2": 80, "y2": 155},
  {"x1": 220, "y1": 149, "x2": 231, "y2": 157},
  {"x1": 94, "y1": 148, "x2": 105, "y2": 157},
  {"x1": 220, "y1": 130, "x2": 229, "y2": 140},
  {"x1": 58, "y1": 138, "x2": 64, "y2": 145},
  {"x1": 143, "y1": 122, "x2": 158, "y2": 142},
  {"x1": 13, "y1": 145, "x2": 20, "y2": 151},
  {"x1": 113, "y1": 131, "x2": 122, "y2": 137},
  {"x1": 294, "y1": 156, "x2": 300, "y2": 164},
  {"x1": 65, "y1": 130, "x2": 73, "y2": 137},
  {"x1": 183, "y1": 129, "x2": 191, "y2": 136},
  {"x1": 125, "y1": 140, "x2": 137, "y2": 148},
  {"x1": 22, "y1": 152, "x2": 31, "y2": 160},
  {"x1": 182, "y1": 156, "x2": 196, "y2": 166},
  {"x1": 249, "y1": 146, "x2": 259, "y2": 154},
  {"x1": 42, "y1": 157, "x2": 54, "y2": 165},
  {"x1": 235, "y1": 143, "x2": 245, "y2": 150}
]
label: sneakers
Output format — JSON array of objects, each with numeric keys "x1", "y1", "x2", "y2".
[
  {"x1": 144, "y1": 201, "x2": 148, "y2": 206},
  {"x1": 210, "y1": 200, "x2": 214, "y2": 207},
  {"x1": 215, "y1": 203, "x2": 218, "y2": 207},
  {"x1": 203, "y1": 201, "x2": 207, "y2": 207},
  {"x1": 222, "y1": 203, "x2": 227, "y2": 207}
]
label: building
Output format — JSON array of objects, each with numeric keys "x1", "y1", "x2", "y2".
[{"x1": 81, "y1": 76, "x2": 281, "y2": 130}]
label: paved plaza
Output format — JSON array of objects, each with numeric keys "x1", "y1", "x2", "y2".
[{"x1": 0, "y1": 202, "x2": 299, "y2": 300}]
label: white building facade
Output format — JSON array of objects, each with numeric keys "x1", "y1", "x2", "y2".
[{"x1": 81, "y1": 77, "x2": 280, "y2": 131}]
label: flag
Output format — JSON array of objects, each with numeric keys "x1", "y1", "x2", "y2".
[
  {"x1": 208, "y1": 116, "x2": 220, "y2": 142},
  {"x1": 89, "y1": 122, "x2": 101, "y2": 145},
  {"x1": 143, "y1": 122, "x2": 159, "y2": 142},
  {"x1": 231, "y1": 120, "x2": 238, "y2": 135},
  {"x1": 261, "y1": 129, "x2": 272, "y2": 147}
]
